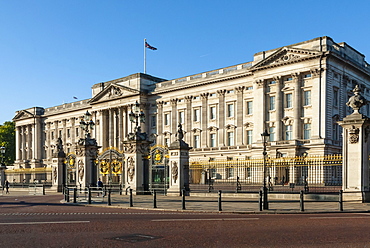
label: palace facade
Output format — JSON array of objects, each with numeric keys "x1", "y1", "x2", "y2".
[{"x1": 11, "y1": 36, "x2": 370, "y2": 176}]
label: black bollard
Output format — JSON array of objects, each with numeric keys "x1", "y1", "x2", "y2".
[
  {"x1": 218, "y1": 190, "x2": 222, "y2": 211},
  {"x1": 119, "y1": 185, "x2": 122, "y2": 195},
  {"x1": 66, "y1": 188, "x2": 70, "y2": 203},
  {"x1": 129, "y1": 188, "x2": 133, "y2": 207},
  {"x1": 300, "y1": 190, "x2": 304, "y2": 212},
  {"x1": 339, "y1": 190, "x2": 343, "y2": 211},
  {"x1": 108, "y1": 189, "x2": 111, "y2": 206},
  {"x1": 182, "y1": 189, "x2": 186, "y2": 210},
  {"x1": 259, "y1": 190, "x2": 263, "y2": 211},
  {"x1": 73, "y1": 188, "x2": 77, "y2": 203},
  {"x1": 88, "y1": 187, "x2": 92, "y2": 204},
  {"x1": 153, "y1": 190, "x2": 157, "y2": 208}
]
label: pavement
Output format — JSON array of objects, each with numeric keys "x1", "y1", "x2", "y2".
[{"x1": 3, "y1": 189, "x2": 370, "y2": 214}]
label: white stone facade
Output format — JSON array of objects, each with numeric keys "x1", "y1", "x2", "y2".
[{"x1": 12, "y1": 36, "x2": 370, "y2": 172}]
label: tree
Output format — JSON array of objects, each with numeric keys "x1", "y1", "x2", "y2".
[{"x1": 0, "y1": 121, "x2": 15, "y2": 165}]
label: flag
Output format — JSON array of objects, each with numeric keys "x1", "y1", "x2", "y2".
[{"x1": 145, "y1": 41, "x2": 157, "y2": 50}]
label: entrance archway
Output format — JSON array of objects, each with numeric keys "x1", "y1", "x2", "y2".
[{"x1": 95, "y1": 147, "x2": 125, "y2": 187}]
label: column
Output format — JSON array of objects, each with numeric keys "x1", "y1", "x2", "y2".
[
  {"x1": 253, "y1": 80, "x2": 266, "y2": 142},
  {"x1": 235, "y1": 86, "x2": 245, "y2": 145},
  {"x1": 109, "y1": 109, "x2": 114, "y2": 147},
  {"x1": 217, "y1": 90, "x2": 226, "y2": 146},
  {"x1": 293, "y1": 74, "x2": 301, "y2": 140},
  {"x1": 275, "y1": 77, "x2": 283, "y2": 141},
  {"x1": 16, "y1": 126, "x2": 21, "y2": 161},
  {"x1": 27, "y1": 125, "x2": 32, "y2": 160},
  {"x1": 118, "y1": 107, "x2": 123, "y2": 149},
  {"x1": 201, "y1": 93, "x2": 209, "y2": 147},
  {"x1": 157, "y1": 102, "x2": 164, "y2": 144},
  {"x1": 171, "y1": 99, "x2": 178, "y2": 135},
  {"x1": 184, "y1": 96, "x2": 193, "y2": 144}
]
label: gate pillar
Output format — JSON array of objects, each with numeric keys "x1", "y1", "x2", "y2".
[
  {"x1": 74, "y1": 134, "x2": 100, "y2": 189},
  {"x1": 51, "y1": 137, "x2": 65, "y2": 192},
  {"x1": 123, "y1": 140, "x2": 150, "y2": 194},
  {"x1": 167, "y1": 124, "x2": 191, "y2": 196},
  {"x1": 338, "y1": 85, "x2": 370, "y2": 202}
]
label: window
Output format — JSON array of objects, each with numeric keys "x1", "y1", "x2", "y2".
[
  {"x1": 247, "y1": 130, "x2": 253, "y2": 144},
  {"x1": 285, "y1": 125, "x2": 292, "y2": 140},
  {"x1": 285, "y1": 77, "x2": 293, "y2": 81},
  {"x1": 210, "y1": 106, "x2": 216, "y2": 120},
  {"x1": 59, "y1": 130, "x2": 62, "y2": 138},
  {"x1": 304, "y1": 90, "x2": 311, "y2": 106},
  {"x1": 269, "y1": 127, "x2": 275, "y2": 142},
  {"x1": 151, "y1": 115, "x2": 156, "y2": 127},
  {"x1": 210, "y1": 93, "x2": 216, "y2": 97},
  {"x1": 164, "y1": 138, "x2": 170, "y2": 147},
  {"x1": 227, "y1": 132, "x2": 234, "y2": 146},
  {"x1": 67, "y1": 129, "x2": 70, "y2": 138},
  {"x1": 246, "y1": 101, "x2": 253, "y2": 115},
  {"x1": 333, "y1": 88, "x2": 339, "y2": 107},
  {"x1": 246, "y1": 86, "x2": 253, "y2": 90},
  {"x1": 194, "y1": 135, "x2": 200, "y2": 148},
  {"x1": 178, "y1": 111, "x2": 184, "y2": 124},
  {"x1": 193, "y1": 109, "x2": 200, "y2": 122},
  {"x1": 269, "y1": 80, "x2": 276, "y2": 84},
  {"x1": 333, "y1": 124, "x2": 339, "y2": 140},
  {"x1": 285, "y1": 93, "x2": 292, "y2": 108},
  {"x1": 51, "y1": 131, "x2": 54, "y2": 140},
  {"x1": 269, "y1": 96, "x2": 276, "y2": 110},
  {"x1": 227, "y1": 103, "x2": 234, "y2": 118},
  {"x1": 210, "y1": 133, "x2": 216, "y2": 147},
  {"x1": 304, "y1": 73, "x2": 311, "y2": 78},
  {"x1": 164, "y1": 113, "x2": 170, "y2": 126},
  {"x1": 303, "y1": 124, "x2": 311, "y2": 140},
  {"x1": 75, "y1": 128, "x2": 79, "y2": 137},
  {"x1": 227, "y1": 90, "x2": 234, "y2": 94},
  {"x1": 227, "y1": 167, "x2": 235, "y2": 178},
  {"x1": 193, "y1": 96, "x2": 200, "y2": 100}
]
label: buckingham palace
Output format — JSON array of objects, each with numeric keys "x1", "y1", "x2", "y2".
[{"x1": 9, "y1": 36, "x2": 370, "y2": 189}]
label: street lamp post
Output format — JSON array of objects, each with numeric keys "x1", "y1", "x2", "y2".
[
  {"x1": 261, "y1": 129, "x2": 270, "y2": 210},
  {"x1": 128, "y1": 101, "x2": 146, "y2": 141},
  {"x1": 80, "y1": 111, "x2": 95, "y2": 138}
]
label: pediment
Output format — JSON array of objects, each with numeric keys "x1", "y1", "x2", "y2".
[
  {"x1": 89, "y1": 83, "x2": 141, "y2": 104},
  {"x1": 13, "y1": 110, "x2": 34, "y2": 120},
  {"x1": 252, "y1": 47, "x2": 323, "y2": 70}
]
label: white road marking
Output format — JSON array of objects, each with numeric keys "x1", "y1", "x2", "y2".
[
  {"x1": 152, "y1": 218, "x2": 259, "y2": 222},
  {"x1": 0, "y1": 221, "x2": 90, "y2": 225},
  {"x1": 310, "y1": 217, "x2": 370, "y2": 219}
]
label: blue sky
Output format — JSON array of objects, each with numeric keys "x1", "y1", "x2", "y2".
[{"x1": 1, "y1": 0, "x2": 370, "y2": 123}]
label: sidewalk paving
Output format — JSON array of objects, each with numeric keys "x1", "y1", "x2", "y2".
[
  {"x1": 3, "y1": 190, "x2": 370, "y2": 214},
  {"x1": 66, "y1": 192, "x2": 370, "y2": 214}
]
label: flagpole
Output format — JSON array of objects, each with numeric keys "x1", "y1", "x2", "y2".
[{"x1": 144, "y1": 38, "x2": 147, "y2": 74}]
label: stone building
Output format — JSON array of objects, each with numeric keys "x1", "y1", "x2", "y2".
[{"x1": 10, "y1": 36, "x2": 370, "y2": 185}]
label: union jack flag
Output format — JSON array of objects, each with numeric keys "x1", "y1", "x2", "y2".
[{"x1": 145, "y1": 41, "x2": 157, "y2": 50}]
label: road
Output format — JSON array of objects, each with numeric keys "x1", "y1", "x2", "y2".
[{"x1": 1, "y1": 194, "x2": 370, "y2": 247}]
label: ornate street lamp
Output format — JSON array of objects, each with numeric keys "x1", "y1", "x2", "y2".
[
  {"x1": 128, "y1": 101, "x2": 146, "y2": 141},
  {"x1": 80, "y1": 111, "x2": 95, "y2": 138},
  {"x1": 261, "y1": 129, "x2": 270, "y2": 210}
]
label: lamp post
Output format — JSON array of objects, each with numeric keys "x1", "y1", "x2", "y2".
[
  {"x1": 261, "y1": 129, "x2": 270, "y2": 210},
  {"x1": 80, "y1": 111, "x2": 95, "y2": 138},
  {"x1": 128, "y1": 101, "x2": 146, "y2": 140}
]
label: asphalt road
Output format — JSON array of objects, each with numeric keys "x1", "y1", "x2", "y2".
[{"x1": 1, "y1": 195, "x2": 370, "y2": 247}]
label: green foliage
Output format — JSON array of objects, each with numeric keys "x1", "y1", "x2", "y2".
[{"x1": 0, "y1": 121, "x2": 15, "y2": 165}]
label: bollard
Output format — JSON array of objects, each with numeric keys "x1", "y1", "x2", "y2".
[
  {"x1": 88, "y1": 187, "x2": 92, "y2": 204},
  {"x1": 153, "y1": 190, "x2": 157, "y2": 208},
  {"x1": 339, "y1": 190, "x2": 343, "y2": 211},
  {"x1": 300, "y1": 190, "x2": 304, "y2": 212},
  {"x1": 129, "y1": 188, "x2": 133, "y2": 207},
  {"x1": 73, "y1": 188, "x2": 77, "y2": 203},
  {"x1": 259, "y1": 190, "x2": 263, "y2": 211},
  {"x1": 182, "y1": 189, "x2": 186, "y2": 210},
  {"x1": 66, "y1": 188, "x2": 70, "y2": 203},
  {"x1": 108, "y1": 189, "x2": 111, "y2": 206},
  {"x1": 119, "y1": 185, "x2": 122, "y2": 195},
  {"x1": 42, "y1": 185, "x2": 45, "y2": 195},
  {"x1": 218, "y1": 190, "x2": 222, "y2": 211},
  {"x1": 62, "y1": 184, "x2": 65, "y2": 195}
]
